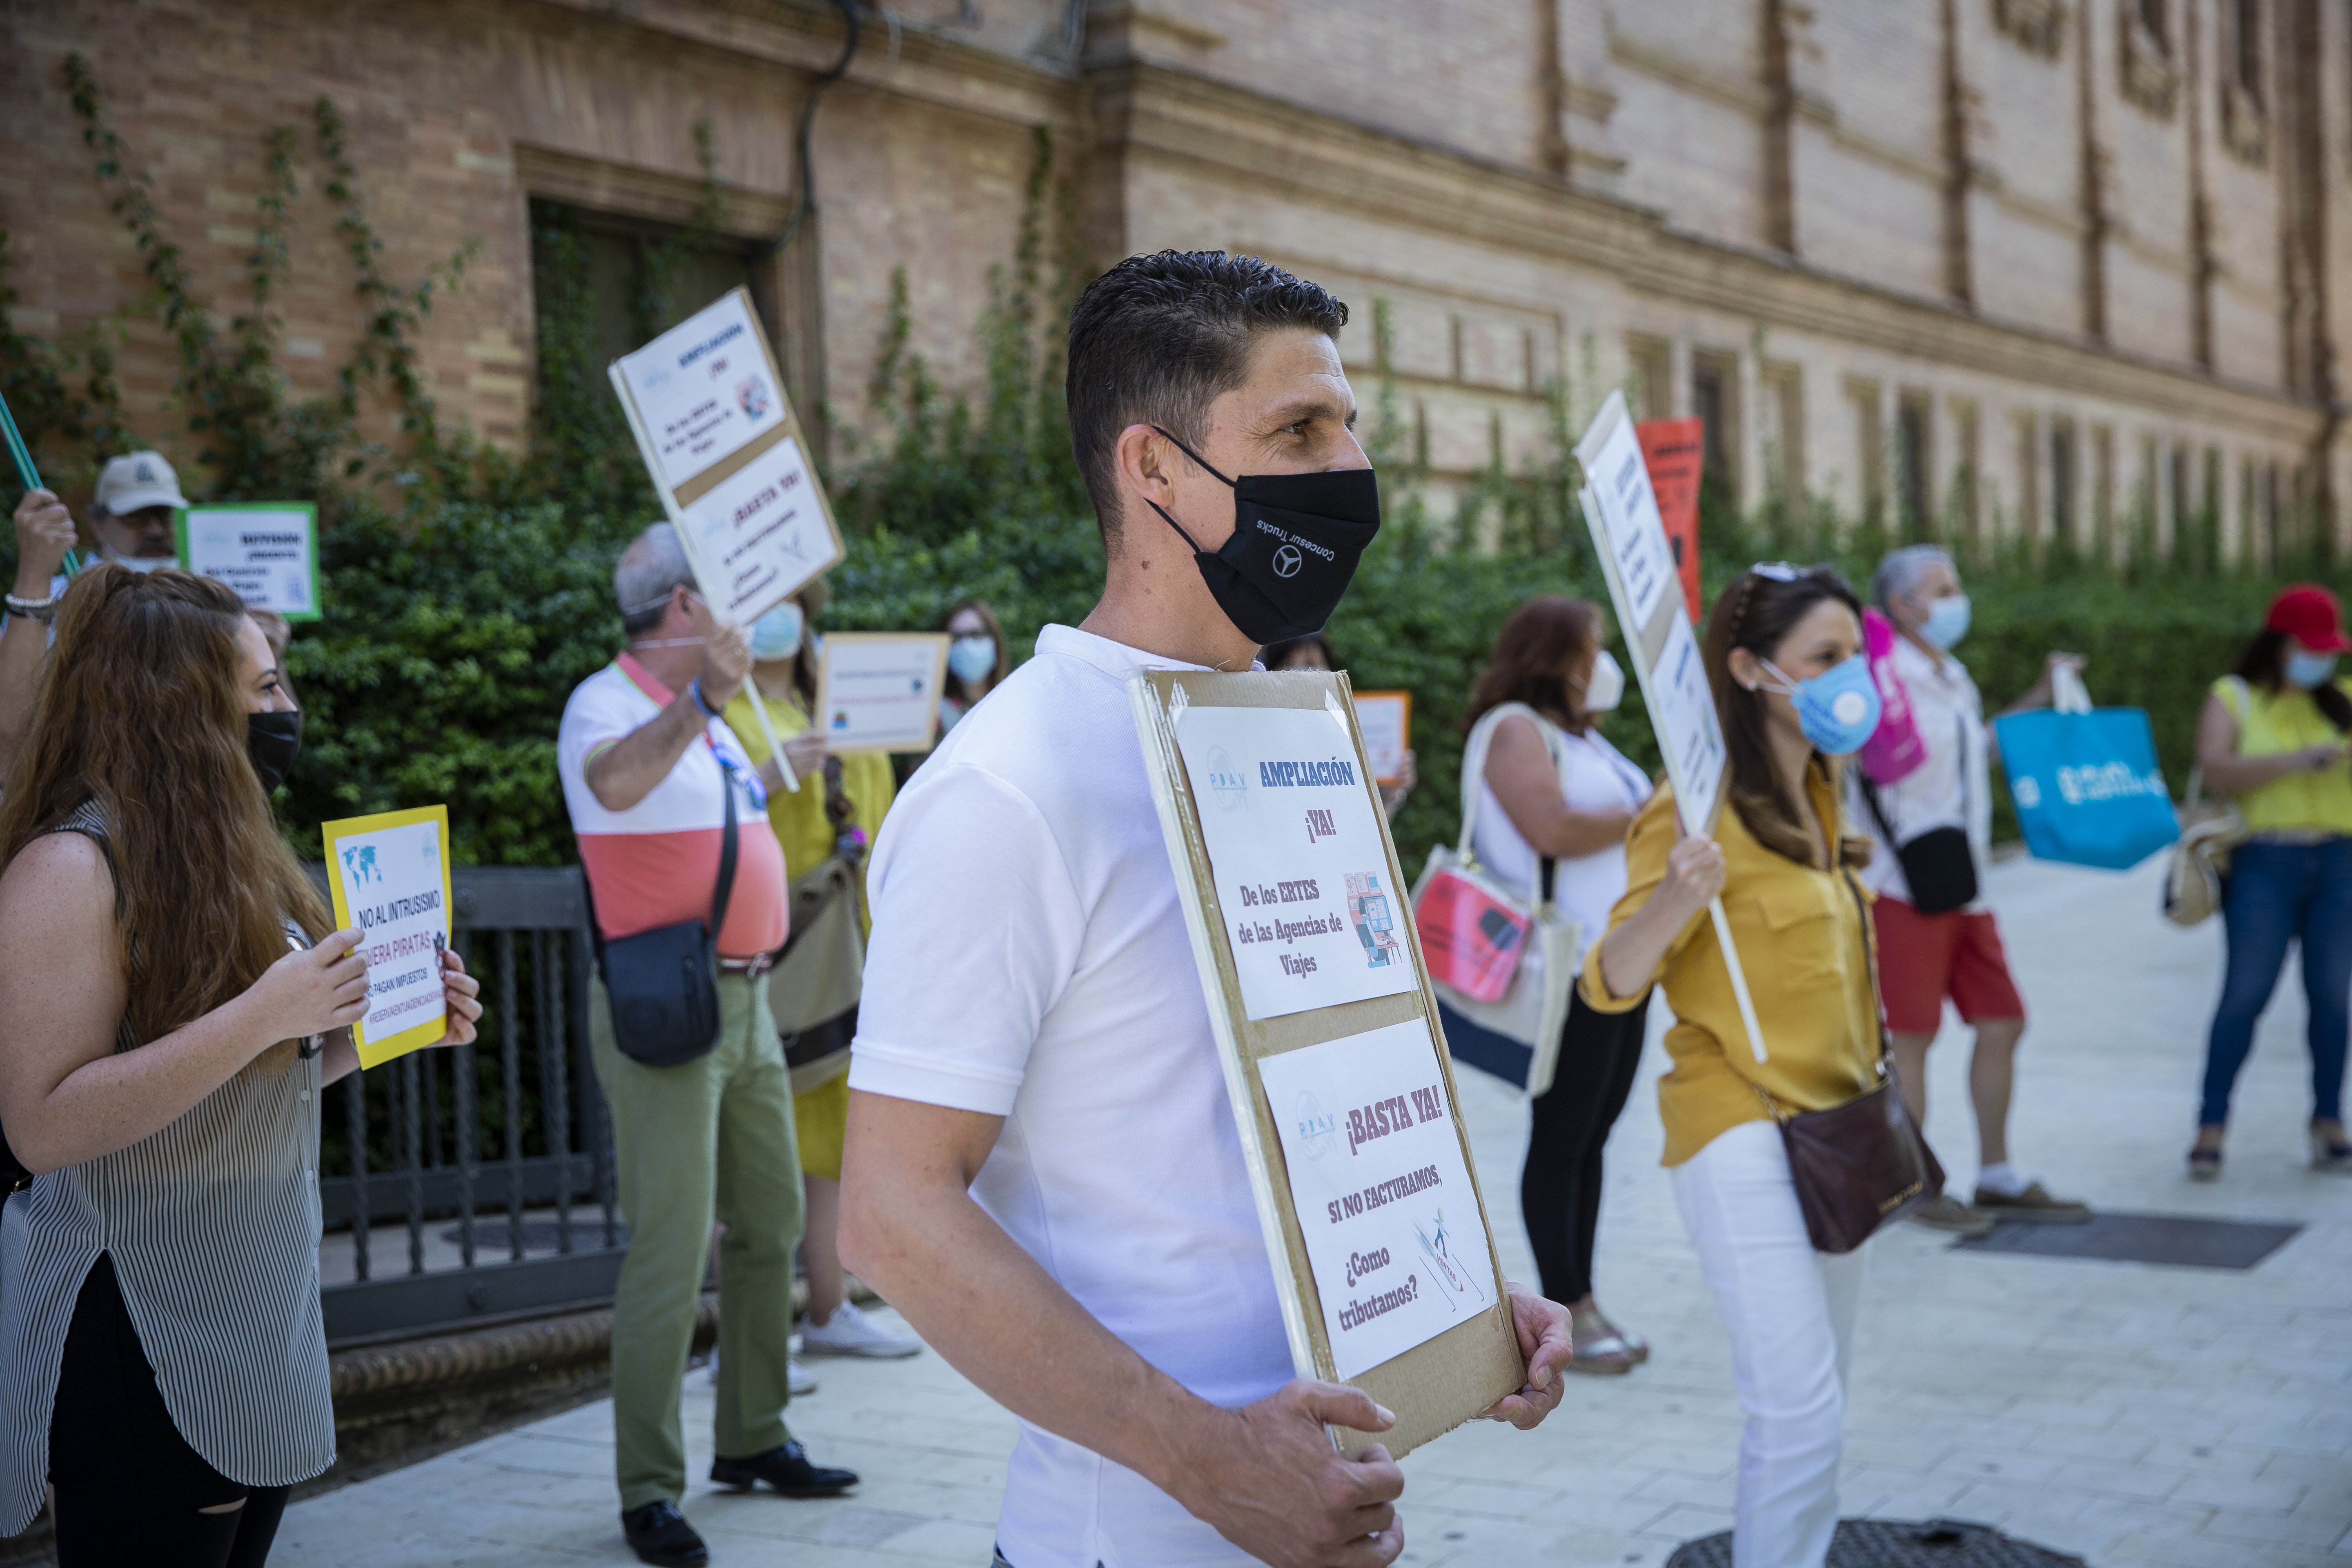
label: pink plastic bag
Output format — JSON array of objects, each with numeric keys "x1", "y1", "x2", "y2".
[{"x1": 1859, "y1": 608, "x2": 1927, "y2": 785}]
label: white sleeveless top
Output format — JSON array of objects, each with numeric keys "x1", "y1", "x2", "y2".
[
  {"x1": 1471, "y1": 715, "x2": 1653, "y2": 941},
  {"x1": 0, "y1": 803, "x2": 335, "y2": 1526}
]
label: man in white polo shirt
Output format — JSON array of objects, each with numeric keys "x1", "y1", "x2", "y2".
[{"x1": 840, "y1": 252, "x2": 1570, "y2": 1568}]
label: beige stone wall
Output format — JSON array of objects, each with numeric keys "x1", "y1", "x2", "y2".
[{"x1": 1, "y1": 0, "x2": 2341, "y2": 559}]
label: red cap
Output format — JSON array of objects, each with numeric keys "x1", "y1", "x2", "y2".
[{"x1": 2266, "y1": 584, "x2": 2352, "y2": 653}]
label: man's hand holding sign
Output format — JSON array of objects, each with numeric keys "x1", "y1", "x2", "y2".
[{"x1": 840, "y1": 254, "x2": 1565, "y2": 1568}]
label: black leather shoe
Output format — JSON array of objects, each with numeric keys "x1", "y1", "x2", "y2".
[
  {"x1": 621, "y1": 1500, "x2": 708, "y2": 1567},
  {"x1": 709, "y1": 1439, "x2": 858, "y2": 1497}
]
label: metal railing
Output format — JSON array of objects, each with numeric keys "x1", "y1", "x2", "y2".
[{"x1": 315, "y1": 866, "x2": 627, "y2": 1347}]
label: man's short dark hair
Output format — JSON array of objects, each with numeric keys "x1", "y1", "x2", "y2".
[{"x1": 1065, "y1": 251, "x2": 1347, "y2": 541}]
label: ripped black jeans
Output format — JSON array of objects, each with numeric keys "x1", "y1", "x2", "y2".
[{"x1": 48, "y1": 1254, "x2": 290, "y2": 1568}]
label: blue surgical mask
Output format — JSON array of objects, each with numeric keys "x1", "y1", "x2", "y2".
[
  {"x1": 748, "y1": 601, "x2": 804, "y2": 662},
  {"x1": 1921, "y1": 592, "x2": 1971, "y2": 650},
  {"x1": 2286, "y1": 650, "x2": 2340, "y2": 690},
  {"x1": 947, "y1": 635, "x2": 997, "y2": 685},
  {"x1": 1760, "y1": 653, "x2": 1883, "y2": 756}
]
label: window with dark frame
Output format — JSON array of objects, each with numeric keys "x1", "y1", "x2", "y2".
[
  {"x1": 1692, "y1": 357, "x2": 1736, "y2": 512},
  {"x1": 530, "y1": 199, "x2": 765, "y2": 375},
  {"x1": 2051, "y1": 420, "x2": 2077, "y2": 545}
]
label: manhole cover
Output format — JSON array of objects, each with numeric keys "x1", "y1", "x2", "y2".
[
  {"x1": 1952, "y1": 1211, "x2": 2300, "y2": 1270},
  {"x1": 440, "y1": 1218, "x2": 625, "y2": 1252},
  {"x1": 1666, "y1": 1518, "x2": 2085, "y2": 1567}
]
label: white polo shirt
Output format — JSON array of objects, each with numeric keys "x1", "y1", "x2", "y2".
[
  {"x1": 1853, "y1": 634, "x2": 1994, "y2": 910},
  {"x1": 851, "y1": 624, "x2": 1290, "y2": 1568}
]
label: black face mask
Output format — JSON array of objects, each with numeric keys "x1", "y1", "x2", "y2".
[
  {"x1": 1145, "y1": 427, "x2": 1381, "y2": 646},
  {"x1": 247, "y1": 709, "x2": 303, "y2": 794}
]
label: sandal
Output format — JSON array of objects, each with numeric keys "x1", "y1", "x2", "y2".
[
  {"x1": 2187, "y1": 1145, "x2": 2223, "y2": 1182},
  {"x1": 2312, "y1": 1125, "x2": 2352, "y2": 1174},
  {"x1": 1568, "y1": 1310, "x2": 1639, "y2": 1375}
]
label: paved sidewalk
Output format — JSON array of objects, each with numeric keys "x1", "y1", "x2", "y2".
[{"x1": 272, "y1": 854, "x2": 2352, "y2": 1568}]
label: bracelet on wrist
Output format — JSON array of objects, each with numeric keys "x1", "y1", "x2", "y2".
[
  {"x1": 4, "y1": 591, "x2": 57, "y2": 623},
  {"x1": 688, "y1": 678, "x2": 724, "y2": 719}
]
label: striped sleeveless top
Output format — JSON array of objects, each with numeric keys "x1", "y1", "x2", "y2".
[{"x1": 0, "y1": 802, "x2": 335, "y2": 1530}]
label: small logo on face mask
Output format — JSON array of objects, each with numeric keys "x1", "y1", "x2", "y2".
[{"x1": 1272, "y1": 544, "x2": 1304, "y2": 578}]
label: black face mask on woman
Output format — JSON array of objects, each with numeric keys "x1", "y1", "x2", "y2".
[
  {"x1": 1144, "y1": 426, "x2": 1381, "y2": 646},
  {"x1": 247, "y1": 709, "x2": 303, "y2": 793}
]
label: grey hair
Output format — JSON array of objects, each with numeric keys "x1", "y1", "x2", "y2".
[
  {"x1": 615, "y1": 523, "x2": 695, "y2": 634},
  {"x1": 1873, "y1": 543, "x2": 1958, "y2": 612}
]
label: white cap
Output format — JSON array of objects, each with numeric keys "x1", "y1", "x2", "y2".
[{"x1": 93, "y1": 451, "x2": 189, "y2": 517}]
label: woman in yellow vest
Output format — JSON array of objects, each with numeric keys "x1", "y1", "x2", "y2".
[
  {"x1": 1583, "y1": 564, "x2": 1884, "y2": 1568},
  {"x1": 725, "y1": 579, "x2": 921, "y2": 1359},
  {"x1": 2190, "y1": 584, "x2": 2352, "y2": 1178}
]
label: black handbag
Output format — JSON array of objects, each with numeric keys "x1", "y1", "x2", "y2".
[
  {"x1": 1755, "y1": 869, "x2": 1945, "y2": 1253},
  {"x1": 591, "y1": 764, "x2": 741, "y2": 1067},
  {"x1": 1860, "y1": 770, "x2": 1978, "y2": 915}
]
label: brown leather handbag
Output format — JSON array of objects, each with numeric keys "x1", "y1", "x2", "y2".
[{"x1": 1752, "y1": 869, "x2": 1945, "y2": 1254}]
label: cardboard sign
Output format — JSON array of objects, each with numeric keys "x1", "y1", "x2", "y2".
[
  {"x1": 608, "y1": 287, "x2": 844, "y2": 630},
  {"x1": 1174, "y1": 703, "x2": 1418, "y2": 1021},
  {"x1": 322, "y1": 805, "x2": 454, "y2": 1069},
  {"x1": 815, "y1": 632, "x2": 950, "y2": 753},
  {"x1": 176, "y1": 502, "x2": 320, "y2": 621},
  {"x1": 1636, "y1": 418, "x2": 1704, "y2": 624},
  {"x1": 1132, "y1": 668, "x2": 1523, "y2": 1460},
  {"x1": 1576, "y1": 390, "x2": 1766, "y2": 1061},
  {"x1": 1351, "y1": 690, "x2": 1412, "y2": 786}
]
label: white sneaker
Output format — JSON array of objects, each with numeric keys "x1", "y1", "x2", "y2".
[{"x1": 798, "y1": 1301, "x2": 922, "y2": 1359}]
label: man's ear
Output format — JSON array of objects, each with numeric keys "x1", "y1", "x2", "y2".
[{"x1": 1113, "y1": 423, "x2": 1175, "y2": 512}]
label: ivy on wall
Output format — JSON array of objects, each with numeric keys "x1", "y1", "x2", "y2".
[{"x1": 0, "y1": 58, "x2": 2337, "y2": 878}]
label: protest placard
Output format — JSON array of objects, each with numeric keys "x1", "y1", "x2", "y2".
[
  {"x1": 1636, "y1": 417, "x2": 1704, "y2": 624},
  {"x1": 1575, "y1": 389, "x2": 1766, "y2": 1061},
  {"x1": 1132, "y1": 669, "x2": 1523, "y2": 1459},
  {"x1": 1350, "y1": 690, "x2": 1412, "y2": 786},
  {"x1": 815, "y1": 632, "x2": 950, "y2": 753},
  {"x1": 609, "y1": 286, "x2": 846, "y2": 789},
  {"x1": 322, "y1": 805, "x2": 454, "y2": 1069},
  {"x1": 176, "y1": 502, "x2": 319, "y2": 619}
]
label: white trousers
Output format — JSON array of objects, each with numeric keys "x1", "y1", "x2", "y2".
[{"x1": 1671, "y1": 1118, "x2": 1867, "y2": 1568}]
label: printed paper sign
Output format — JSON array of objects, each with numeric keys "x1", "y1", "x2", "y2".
[
  {"x1": 1258, "y1": 1017, "x2": 1494, "y2": 1381},
  {"x1": 816, "y1": 633, "x2": 950, "y2": 753},
  {"x1": 675, "y1": 436, "x2": 831, "y2": 626},
  {"x1": 1650, "y1": 613, "x2": 1727, "y2": 834},
  {"x1": 1351, "y1": 691, "x2": 1412, "y2": 786},
  {"x1": 321, "y1": 805, "x2": 454, "y2": 1070},
  {"x1": 1175, "y1": 704, "x2": 1419, "y2": 1020},
  {"x1": 613, "y1": 292, "x2": 786, "y2": 492},
  {"x1": 176, "y1": 503, "x2": 319, "y2": 621},
  {"x1": 1582, "y1": 408, "x2": 1677, "y2": 633}
]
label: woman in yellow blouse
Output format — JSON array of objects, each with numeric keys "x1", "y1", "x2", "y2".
[
  {"x1": 2190, "y1": 584, "x2": 2352, "y2": 1178},
  {"x1": 1583, "y1": 564, "x2": 1882, "y2": 1568},
  {"x1": 726, "y1": 578, "x2": 920, "y2": 1361}
]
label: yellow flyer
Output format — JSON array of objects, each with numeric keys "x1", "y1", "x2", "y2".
[{"x1": 321, "y1": 805, "x2": 454, "y2": 1069}]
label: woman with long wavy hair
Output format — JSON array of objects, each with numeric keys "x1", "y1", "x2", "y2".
[
  {"x1": 1582, "y1": 565, "x2": 1885, "y2": 1568},
  {"x1": 0, "y1": 567, "x2": 483, "y2": 1567}
]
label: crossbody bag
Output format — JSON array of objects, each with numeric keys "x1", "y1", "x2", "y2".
[
  {"x1": 589, "y1": 757, "x2": 741, "y2": 1067},
  {"x1": 1859, "y1": 711, "x2": 1978, "y2": 915},
  {"x1": 1753, "y1": 867, "x2": 1945, "y2": 1254}
]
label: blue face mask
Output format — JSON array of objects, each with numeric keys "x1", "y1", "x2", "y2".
[
  {"x1": 748, "y1": 601, "x2": 804, "y2": 662},
  {"x1": 1761, "y1": 653, "x2": 1882, "y2": 756},
  {"x1": 1920, "y1": 592, "x2": 1971, "y2": 650},
  {"x1": 2286, "y1": 650, "x2": 2340, "y2": 690},
  {"x1": 947, "y1": 635, "x2": 997, "y2": 685}
]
